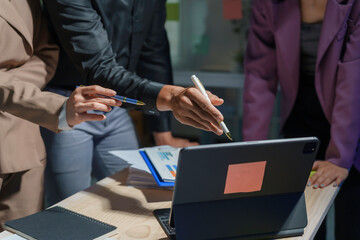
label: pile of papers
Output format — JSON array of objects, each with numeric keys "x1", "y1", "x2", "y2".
[
  {"x1": 127, "y1": 167, "x2": 159, "y2": 188},
  {"x1": 109, "y1": 146, "x2": 179, "y2": 188},
  {"x1": 109, "y1": 149, "x2": 156, "y2": 188}
]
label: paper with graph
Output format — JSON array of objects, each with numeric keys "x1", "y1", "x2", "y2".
[{"x1": 144, "y1": 146, "x2": 180, "y2": 182}]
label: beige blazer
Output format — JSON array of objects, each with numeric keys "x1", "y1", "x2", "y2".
[{"x1": 0, "y1": 0, "x2": 65, "y2": 173}]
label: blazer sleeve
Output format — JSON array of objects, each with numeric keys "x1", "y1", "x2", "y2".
[
  {"x1": 0, "y1": 76, "x2": 65, "y2": 133},
  {"x1": 136, "y1": 0, "x2": 172, "y2": 132},
  {"x1": 44, "y1": 0, "x2": 164, "y2": 110},
  {"x1": 326, "y1": 12, "x2": 360, "y2": 169},
  {"x1": 243, "y1": 0, "x2": 278, "y2": 141},
  {"x1": 0, "y1": 1, "x2": 64, "y2": 133}
]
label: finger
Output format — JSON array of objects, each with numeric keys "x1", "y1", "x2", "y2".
[
  {"x1": 186, "y1": 110, "x2": 223, "y2": 135},
  {"x1": 313, "y1": 174, "x2": 326, "y2": 189},
  {"x1": 190, "y1": 103, "x2": 222, "y2": 131},
  {"x1": 175, "y1": 94, "x2": 222, "y2": 132},
  {"x1": 312, "y1": 161, "x2": 320, "y2": 170},
  {"x1": 185, "y1": 88, "x2": 224, "y2": 122},
  {"x1": 308, "y1": 173, "x2": 319, "y2": 187},
  {"x1": 209, "y1": 122, "x2": 223, "y2": 135},
  {"x1": 177, "y1": 116, "x2": 212, "y2": 132},
  {"x1": 188, "y1": 107, "x2": 222, "y2": 133},
  {"x1": 80, "y1": 85, "x2": 117, "y2": 97},
  {"x1": 207, "y1": 91, "x2": 224, "y2": 106},
  {"x1": 86, "y1": 98, "x2": 122, "y2": 107},
  {"x1": 334, "y1": 175, "x2": 345, "y2": 187},
  {"x1": 75, "y1": 102, "x2": 112, "y2": 113},
  {"x1": 312, "y1": 178, "x2": 321, "y2": 189},
  {"x1": 319, "y1": 175, "x2": 334, "y2": 188},
  {"x1": 114, "y1": 100, "x2": 122, "y2": 106},
  {"x1": 78, "y1": 113, "x2": 107, "y2": 122}
]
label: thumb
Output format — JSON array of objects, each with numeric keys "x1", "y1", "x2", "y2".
[{"x1": 312, "y1": 161, "x2": 320, "y2": 171}]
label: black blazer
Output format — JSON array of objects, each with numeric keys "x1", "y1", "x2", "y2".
[{"x1": 45, "y1": 0, "x2": 172, "y2": 131}]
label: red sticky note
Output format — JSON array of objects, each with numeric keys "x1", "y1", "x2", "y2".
[
  {"x1": 224, "y1": 161, "x2": 266, "y2": 194},
  {"x1": 223, "y1": 0, "x2": 242, "y2": 20},
  {"x1": 223, "y1": 0, "x2": 243, "y2": 20}
]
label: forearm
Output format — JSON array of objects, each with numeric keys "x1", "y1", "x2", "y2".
[
  {"x1": 325, "y1": 14, "x2": 360, "y2": 168},
  {"x1": 7, "y1": 54, "x2": 58, "y2": 90},
  {"x1": 0, "y1": 73, "x2": 66, "y2": 132},
  {"x1": 45, "y1": 0, "x2": 163, "y2": 109},
  {"x1": 325, "y1": 60, "x2": 360, "y2": 169},
  {"x1": 88, "y1": 65, "x2": 164, "y2": 109}
]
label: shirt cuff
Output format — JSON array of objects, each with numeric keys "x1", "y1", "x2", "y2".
[{"x1": 58, "y1": 98, "x2": 73, "y2": 131}]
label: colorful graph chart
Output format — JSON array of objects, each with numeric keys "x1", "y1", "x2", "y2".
[{"x1": 145, "y1": 147, "x2": 180, "y2": 182}]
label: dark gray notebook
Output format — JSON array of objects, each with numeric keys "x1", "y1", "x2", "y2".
[{"x1": 3, "y1": 206, "x2": 117, "y2": 240}]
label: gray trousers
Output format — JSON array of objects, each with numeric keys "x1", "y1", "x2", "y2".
[{"x1": 41, "y1": 107, "x2": 139, "y2": 206}]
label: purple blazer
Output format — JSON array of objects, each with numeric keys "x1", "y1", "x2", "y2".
[{"x1": 243, "y1": 0, "x2": 360, "y2": 172}]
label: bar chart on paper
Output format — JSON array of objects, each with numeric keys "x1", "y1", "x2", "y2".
[{"x1": 144, "y1": 147, "x2": 180, "y2": 182}]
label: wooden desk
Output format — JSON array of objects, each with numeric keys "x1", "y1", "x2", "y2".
[{"x1": 0, "y1": 169, "x2": 339, "y2": 240}]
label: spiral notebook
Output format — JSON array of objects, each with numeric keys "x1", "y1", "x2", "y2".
[{"x1": 2, "y1": 206, "x2": 117, "y2": 240}]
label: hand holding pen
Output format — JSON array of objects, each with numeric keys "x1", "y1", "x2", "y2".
[
  {"x1": 78, "y1": 85, "x2": 145, "y2": 106},
  {"x1": 66, "y1": 85, "x2": 123, "y2": 127},
  {"x1": 156, "y1": 81, "x2": 225, "y2": 136},
  {"x1": 191, "y1": 75, "x2": 232, "y2": 141}
]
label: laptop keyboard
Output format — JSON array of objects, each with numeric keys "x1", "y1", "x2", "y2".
[
  {"x1": 154, "y1": 209, "x2": 176, "y2": 239},
  {"x1": 159, "y1": 215, "x2": 176, "y2": 235}
]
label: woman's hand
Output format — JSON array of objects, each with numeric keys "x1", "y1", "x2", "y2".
[
  {"x1": 308, "y1": 161, "x2": 349, "y2": 188},
  {"x1": 66, "y1": 85, "x2": 122, "y2": 127}
]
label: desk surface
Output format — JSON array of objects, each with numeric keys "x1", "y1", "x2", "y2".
[{"x1": 0, "y1": 169, "x2": 339, "y2": 240}]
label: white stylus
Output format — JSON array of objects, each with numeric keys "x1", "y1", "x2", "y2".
[{"x1": 191, "y1": 75, "x2": 232, "y2": 141}]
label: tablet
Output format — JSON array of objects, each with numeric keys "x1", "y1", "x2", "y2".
[{"x1": 154, "y1": 137, "x2": 319, "y2": 240}]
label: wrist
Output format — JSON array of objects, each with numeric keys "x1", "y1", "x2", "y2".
[
  {"x1": 65, "y1": 98, "x2": 75, "y2": 128},
  {"x1": 59, "y1": 98, "x2": 73, "y2": 131},
  {"x1": 156, "y1": 85, "x2": 184, "y2": 111},
  {"x1": 153, "y1": 131, "x2": 172, "y2": 145}
]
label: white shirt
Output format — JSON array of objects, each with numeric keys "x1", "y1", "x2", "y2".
[{"x1": 58, "y1": 98, "x2": 73, "y2": 131}]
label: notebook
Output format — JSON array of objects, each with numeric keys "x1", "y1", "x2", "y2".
[
  {"x1": 3, "y1": 206, "x2": 117, "y2": 240},
  {"x1": 154, "y1": 137, "x2": 319, "y2": 240}
]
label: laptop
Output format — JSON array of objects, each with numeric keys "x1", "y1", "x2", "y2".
[{"x1": 153, "y1": 137, "x2": 319, "y2": 240}]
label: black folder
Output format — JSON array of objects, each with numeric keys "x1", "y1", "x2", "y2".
[{"x1": 3, "y1": 206, "x2": 117, "y2": 240}]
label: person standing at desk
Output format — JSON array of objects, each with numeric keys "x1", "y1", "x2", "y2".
[
  {"x1": 243, "y1": 0, "x2": 360, "y2": 239},
  {"x1": 42, "y1": 0, "x2": 224, "y2": 206},
  {"x1": 0, "y1": 0, "x2": 126, "y2": 227}
]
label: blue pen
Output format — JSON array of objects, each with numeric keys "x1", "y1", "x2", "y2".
[
  {"x1": 106, "y1": 94, "x2": 145, "y2": 105},
  {"x1": 77, "y1": 86, "x2": 145, "y2": 105}
]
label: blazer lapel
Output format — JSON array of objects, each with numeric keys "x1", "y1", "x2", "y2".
[
  {"x1": 317, "y1": 0, "x2": 354, "y2": 68},
  {"x1": 272, "y1": 0, "x2": 301, "y2": 97},
  {"x1": 0, "y1": 0, "x2": 33, "y2": 51}
]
